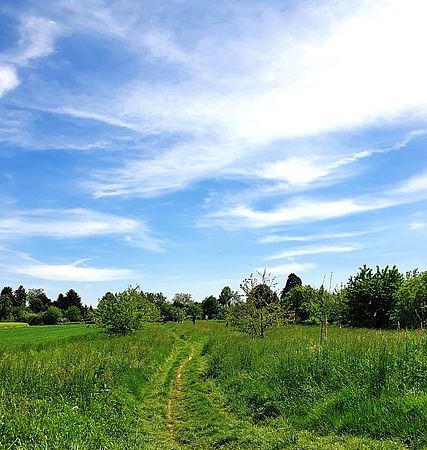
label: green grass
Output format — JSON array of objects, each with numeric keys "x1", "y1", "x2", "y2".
[
  {"x1": 0, "y1": 322, "x2": 29, "y2": 329},
  {"x1": 0, "y1": 323, "x2": 99, "y2": 350},
  {"x1": 201, "y1": 324, "x2": 427, "y2": 448},
  {"x1": 0, "y1": 322, "x2": 424, "y2": 448},
  {"x1": 0, "y1": 323, "x2": 177, "y2": 449}
]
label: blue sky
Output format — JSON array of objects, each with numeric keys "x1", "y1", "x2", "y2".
[{"x1": 0, "y1": 0, "x2": 426, "y2": 306}]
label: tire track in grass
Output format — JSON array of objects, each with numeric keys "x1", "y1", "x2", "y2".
[
  {"x1": 167, "y1": 344, "x2": 195, "y2": 443},
  {"x1": 136, "y1": 335, "x2": 189, "y2": 450},
  {"x1": 164, "y1": 330, "x2": 405, "y2": 450}
]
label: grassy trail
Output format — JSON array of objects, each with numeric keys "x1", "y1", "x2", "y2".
[{"x1": 157, "y1": 326, "x2": 404, "y2": 450}]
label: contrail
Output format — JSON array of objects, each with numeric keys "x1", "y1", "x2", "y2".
[{"x1": 253, "y1": 35, "x2": 297, "y2": 63}]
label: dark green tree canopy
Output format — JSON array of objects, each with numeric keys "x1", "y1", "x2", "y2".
[
  {"x1": 219, "y1": 286, "x2": 235, "y2": 306},
  {"x1": 345, "y1": 265, "x2": 403, "y2": 328},
  {"x1": 280, "y1": 273, "x2": 302, "y2": 299},
  {"x1": 54, "y1": 289, "x2": 83, "y2": 311},
  {"x1": 28, "y1": 289, "x2": 51, "y2": 313},
  {"x1": 202, "y1": 295, "x2": 219, "y2": 319},
  {"x1": 13, "y1": 285, "x2": 27, "y2": 308},
  {"x1": 249, "y1": 283, "x2": 278, "y2": 309}
]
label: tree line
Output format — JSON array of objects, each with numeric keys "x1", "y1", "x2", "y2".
[
  {"x1": 2, "y1": 263, "x2": 425, "y2": 334},
  {"x1": 96, "y1": 264, "x2": 427, "y2": 336},
  {"x1": 0, "y1": 286, "x2": 93, "y2": 325}
]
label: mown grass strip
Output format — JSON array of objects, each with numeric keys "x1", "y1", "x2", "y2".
[{"x1": 0, "y1": 322, "x2": 29, "y2": 329}]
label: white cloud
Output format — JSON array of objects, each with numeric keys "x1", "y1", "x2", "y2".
[
  {"x1": 0, "y1": 15, "x2": 60, "y2": 97},
  {"x1": 260, "y1": 229, "x2": 380, "y2": 243},
  {"x1": 410, "y1": 222, "x2": 426, "y2": 231},
  {"x1": 0, "y1": 65, "x2": 20, "y2": 97},
  {"x1": 207, "y1": 197, "x2": 389, "y2": 229},
  {"x1": 396, "y1": 170, "x2": 427, "y2": 195},
  {"x1": 8, "y1": 0, "x2": 426, "y2": 196},
  {"x1": 205, "y1": 167, "x2": 427, "y2": 229},
  {"x1": 0, "y1": 208, "x2": 163, "y2": 251},
  {"x1": 267, "y1": 244, "x2": 362, "y2": 260},
  {"x1": 12, "y1": 17, "x2": 59, "y2": 65},
  {"x1": 260, "y1": 262, "x2": 316, "y2": 275},
  {"x1": 0, "y1": 209, "x2": 137, "y2": 238},
  {"x1": 11, "y1": 262, "x2": 134, "y2": 282}
]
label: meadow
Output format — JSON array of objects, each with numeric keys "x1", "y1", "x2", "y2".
[{"x1": 0, "y1": 322, "x2": 425, "y2": 449}]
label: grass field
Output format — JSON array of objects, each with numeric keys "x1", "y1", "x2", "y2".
[
  {"x1": 0, "y1": 322, "x2": 29, "y2": 329},
  {"x1": 0, "y1": 322, "x2": 425, "y2": 449}
]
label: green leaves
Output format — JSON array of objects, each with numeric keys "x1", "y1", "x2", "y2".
[{"x1": 97, "y1": 286, "x2": 160, "y2": 334}]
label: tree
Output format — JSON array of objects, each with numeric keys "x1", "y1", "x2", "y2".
[
  {"x1": 0, "y1": 292, "x2": 11, "y2": 321},
  {"x1": 391, "y1": 270, "x2": 427, "y2": 329},
  {"x1": 28, "y1": 289, "x2": 51, "y2": 313},
  {"x1": 0, "y1": 287, "x2": 13, "y2": 320},
  {"x1": 97, "y1": 286, "x2": 160, "y2": 334},
  {"x1": 345, "y1": 265, "x2": 403, "y2": 328},
  {"x1": 219, "y1": 286, "x2": 235, "y2": 307},
  {"x1": 42, "y1": 306, "x2": 63, "y2": 325},
  {"x1": 13, "y1": 285, "x2": 27, "y2": 308},
  {"x1": 280, "y1": 273, "x2": 302, "y2": 299},
  {"x1": 172, "y1": 293, "x2": 192, "y2": 323},
  {"x1": 65, "y1": 305, "x2": 82, "y2": 322},
  {"x1": 187, "y1": 302, "x2": 202, "y2": 324},
  {"x1": 281, "y1": 284, "x2": 318, "y2": 323},
  {"x1": 54, "y1": 289, "x2": 83, "y2": 312},
  {"x1": 202, "y1": 295, "x2": 219, "y2": 319},
  {"x1": 229, "y1": 270, "x2": 287, "y2": 338}
]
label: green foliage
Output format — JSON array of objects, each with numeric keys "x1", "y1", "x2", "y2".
[
  {"x1": 202, "y1": 295, "x2": 219, "y2": 319},
  {"x1": 0, "y1": 291, "x2": 12, "y2": 321},
  {"x1": 282, "y1": 284, "x2": 319, "y2": 323},
  {"x1": 97, "y1": 286, "x2": 160, "y2": 334},
  {"x1": 391, "y1": 270, "x2": 427, "y2": 329},
  {"x1": 229, "y1": 270, "x2": 288, "y2": 338},
  {"x1": 187, "y1": 301, "x2": 202, "y2": 323},
  {"x1": 42, "y1": 306, "x2": 63, "y2": 325},
  {"x1": 28, "y1": 288, "x2": 51, "y2": 313},
  {"x1": 13, "y1": 285, "x2": 27, "y2": 308},
  {"x1": 218, "y1": 286, "x2": 236, "y2": 306},
  {"x1": 345, "y1": 265, "x2": 403, "y2": 328},
  {"x1": 171, "y1": 292, "x2": 193, "y2": 322},
  {"x1": 65, "y1": 305, "x2": 82, "y2": 322},
  {"x1": 280, "y1": 273, "x2": 302, "y2": 298},
  {"x1": 54, "y1": 289, "x2": 84, "y2": 312}
]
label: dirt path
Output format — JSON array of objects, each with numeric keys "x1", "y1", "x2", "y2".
[
  {"x1": 166, "y1": 345, "x2": 195, "y2": 442},
  {"x1": 138, "y1": 327, "x2": 402, "y2": 450}
]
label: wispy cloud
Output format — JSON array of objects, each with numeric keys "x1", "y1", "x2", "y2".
[
  {"x1": 3, "y1": 0, "x2": 426, "y2": 196},
  {"x1": 267, "y1": 244, "x2": 362, "y2": 260},
  {"x1": 410, "y1": 222, "x2": 426, "y2": 231},
  {"x1": 10, "y1": 262, "x2": 134, "y2": 282},
  {"x1": 396, "y1": 169, "x2": 427, "y2": 195},
  {"x1": 0, "y1": 15, "x2": 60, "y2": 97},
  {"x1": 204, "y1": 167, "x2": 427, "y2": 229},
  {"x1": 0, "y1": 64, "x2": 20, "y2": 97},
  {"x1": 0, "y1": 208, "x2": 164, "y2": 251},
  {"x1": 205, "y1": 197, "x2": 391, "y2": 229},
  {"x1": 260, "y1": 262, "x2": 316, "y2": 275},
  {"x1": 260, "y1": 228, "x2": 382, "y2": 243}
]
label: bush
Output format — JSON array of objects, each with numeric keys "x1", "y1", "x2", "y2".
[
  {"x1": 42, "y1": 307, "x2": 63, "y2": 325},
  {"x1": 27, "y1": 313, "x2": 43, "y2": 325},
  {"x1": 64, "y1": 305, "x2": 82, "y2": 322},
  {"x1": 97, "y1": 286, "x2": 160, "y2": 334}
]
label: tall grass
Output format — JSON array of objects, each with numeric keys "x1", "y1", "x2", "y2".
[
  {"x1": 203, "y1": 325, "x2": 427, "y2": 447},
  {"x1": 0, "y1": 323, "x2": 176, "y2": 449}
]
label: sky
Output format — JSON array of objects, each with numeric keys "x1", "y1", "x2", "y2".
[{"x1": 0, "y1": 0, "x2": 426, "y2": 306}]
